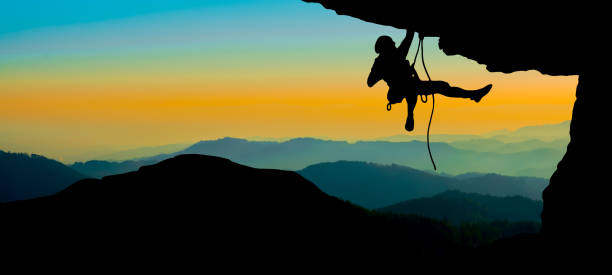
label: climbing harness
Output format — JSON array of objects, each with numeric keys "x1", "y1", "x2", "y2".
[{"x1": 386, "y1": 36, "x2": 437, "y2": 170}]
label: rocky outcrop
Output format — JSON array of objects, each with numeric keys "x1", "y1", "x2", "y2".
[{"x1": 303, "y1": 0, "x2": 608, "y2": 250}]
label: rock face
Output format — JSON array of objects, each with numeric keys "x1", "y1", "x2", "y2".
[
  {"x1": 304, "y1": 0, "x2": 607, "y2": 249},
  {"x1": 542, "y1": 73, "x2": 606, "y2": 243}
]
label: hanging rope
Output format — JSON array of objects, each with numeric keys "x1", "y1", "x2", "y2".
[
  {"x1": 413, "y1": 39, "x2": 428, "y2": 104},
  {"x1": 417, "y1": 37, "x2": 437, "y2": 171},
  {"x1": 412, "y1": 39, "x2": 421, "y2": 66}
]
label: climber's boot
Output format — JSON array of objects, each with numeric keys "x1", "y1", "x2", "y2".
[
  {"x1": 471, "y1": 84, "x2": 492, "y2": 103},
  {"x1": 405, "y1": 114, "x2": 415, "y2": 132}
]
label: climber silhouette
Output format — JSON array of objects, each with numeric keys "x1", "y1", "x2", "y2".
[{"x1": 367, "y1": 30, "x2": 492, "y2": 131}]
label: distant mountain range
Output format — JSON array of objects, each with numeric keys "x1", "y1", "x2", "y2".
[
  {"x1": 0, "y1": 144, "x2": 548, "y2": 208},
  {"x1": 376, "y1": 120, "x2": 570, "y2": 143},
  {"x1": 2, "y1": 122, "x2": 564, "y2": 203},
  {"x1": 70, "y1": 159, "x2": 149, "y2": 179},
  {"x1": 297, "y1": 161, "x2": 547, "y2": 209},
  {"x1": 482, "y1": 120, "x2": 570, "y2": 142},
  {"x1": 1, "y1": 148, "x2": 549, "y2": 211},
  {"x1": 448, "y1": 138, "x2": 568, "y2": 154},
  {"x1": 89, "y1": 143, "x2": 190, "y2": 162},
  {"x1": 69, "y1": 137, "x2": 563, "y2": 179},
  {"x1": 378, "y1": 190, "x2": 542, "y2": 225},
  {"x1": 0, "y1": 150, "x2": 87, "y2": 202}
]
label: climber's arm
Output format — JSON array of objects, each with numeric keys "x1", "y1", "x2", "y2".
[
  {"x1": 367, "y1": 60, "x2": 382, "y2": 87},
  {"x1": 397, "y1": 30, "x2": 415, "y2": 59}
]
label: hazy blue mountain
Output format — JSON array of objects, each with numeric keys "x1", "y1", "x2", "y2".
[
  {"x1": 163, "y1": 138, "x2": 562, "y2": 177},
  {"x1": 375, "y1": 133, "x2": 482, "y2": 143},
  {"x1": 483, "y1": 120, "x2": 570, "y2": 142},
  {"x1": 378, "y1": 190, "x2": 543, "y2": 225},
  {"x1": 91, "y1": 143, "x2": 190, "y2": 161},
  {"x1": 71, "y1": 159, "x2": 156, "y2": 179},
  {"x1": 449, "y1": 138, "x2": 568, "y2": 154},
  {"x1": 374, "y1": 121, "x2": 570, "y2": 143},
  {"x1": 0, "y1": 150, "x2": 88, "y2": 202},
  {"x1": 452, "y1": 173, "x2": 548, "y2": 200},
  {"x1": 375, "y1": 121, "x2": 569, "y2": 156},
  {"x1": 70, "y1": 136, "x2": 564, "y2": 179},
  {"x1": 298, "y1": 161, "x2": 453, "y2": 209},
  {"x1": 298, "y1": 161, "x2": 547, "y2": 209},
  {"x1": 454, "y1": 172, "x2": 489, "y2": 180}
]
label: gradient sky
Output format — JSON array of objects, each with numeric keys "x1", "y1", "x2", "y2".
[{"x1": 0, "y1": 0, "x2": 578, "y2": 162}]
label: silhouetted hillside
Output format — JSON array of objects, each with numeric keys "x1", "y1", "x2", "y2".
[
  {"x1": 71, "y1": 137, "x2": 563, "y2": 178},
  {"x1": 0, "y1": 150, "x2": 87, "y2": 202},
  {"x1": 379, "y1": 190, "x2": 542, "y2": 225},
  {"x1": 298, "y1": 161, "x2": 547, "y2": 208},
  {"x1": 1, "y1": 154, "x2": 464, "y2": 261}
]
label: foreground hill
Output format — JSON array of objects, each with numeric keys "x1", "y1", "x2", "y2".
[
  {"x1": 298, "y1": 161, "x2": 547, "y2": 209},
  {"x1": 0, "y1": 150, "x2": 87, "y2": 202},
  {"x1": 1, "y1": 154, "x2": 463, "y2": 261},
  {"x1": 379, "y1": 190, "x2": 543, "y2": 225}
]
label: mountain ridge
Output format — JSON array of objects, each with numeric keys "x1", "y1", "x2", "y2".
[
  {"x1": 298, "y1": 161, "x2": 547, "y2": 209},
  {"x1": 70, "y1": 137, "x2": 563, "y2": 179}
]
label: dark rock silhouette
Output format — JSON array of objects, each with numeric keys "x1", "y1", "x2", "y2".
[{"x1": 303, "y1": 0, "x2": 606, "y2": 254}]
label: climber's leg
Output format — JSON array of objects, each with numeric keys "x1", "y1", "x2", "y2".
[
  {"x1": 417, "y1": 81, "x2": 492, "y2": 102},
  {"x1": 405, "y1": 93, "x2": 417, "y2": 131}
]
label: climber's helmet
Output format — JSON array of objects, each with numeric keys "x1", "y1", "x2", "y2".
[{"x1": 375, "y1": 35, "x2": 395, "y2": 54}]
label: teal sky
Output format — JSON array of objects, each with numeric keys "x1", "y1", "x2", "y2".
[
  {"x1": 1, "y1": 1, "x2": 400, "y2": 52},
  {"x1": 2, "y1": 0, "x2": 232, "y2": 34},
  {"x1": 0, "y1": 0, "x2": 576, "y2": 163}
]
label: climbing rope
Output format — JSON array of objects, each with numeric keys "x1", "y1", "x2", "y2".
[
  {"x1": 419, "y1": 37, "x2": 437, "y2": 170},
  {"x1": 413, "y1": 39, "x2": 428, "y2": 104}
]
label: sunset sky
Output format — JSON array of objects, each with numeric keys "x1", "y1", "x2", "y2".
[{"x1": 0, "y1": 0, "x2": 577, "y2": 162}]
